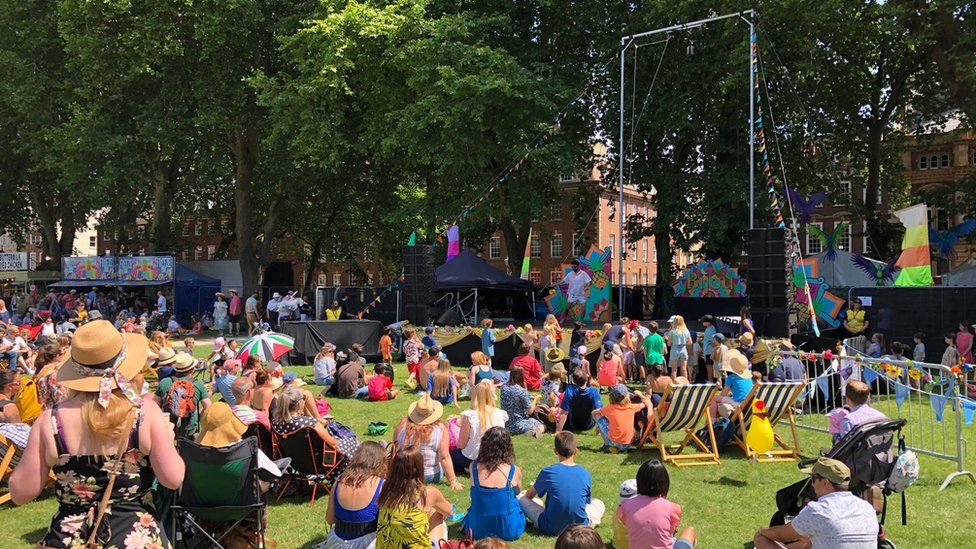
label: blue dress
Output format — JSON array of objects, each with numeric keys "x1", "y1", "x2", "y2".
[{"x1": 463, "y1": 463, "x2": 525, "y2": 541}]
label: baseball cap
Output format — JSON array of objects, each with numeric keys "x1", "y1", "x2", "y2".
[
  {"x1": 570, "y1": 357, "x2": 584, "y2": 369},
  {"x1": 618, "y1": 479, "x2": 638, "y2": 499},
  {"x1": 712, "y1": 333, "x2": 726, "y2": 342},
  {"x1": 610, "y1": 384, "x2": 629, "y2": 401},
  {"x1": 801, "y1": 457, "x2": 851, "y2": 488},
  {"x1": 282, "y1": 371, "x2": 298, "y2": 383},
  {"x1": 667, "y1": 315, "x2": 677, "y2": 323},
  {"x1": 699, "y1": 314, "x2": 714, "y2": 323}
]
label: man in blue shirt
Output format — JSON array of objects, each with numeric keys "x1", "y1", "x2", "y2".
[
  {"x1": 518, "y1": 432, "x2": 605, "y2": 535},
  {"x1": 557, "y1": 369, "x2": 602, "y2": 432},
  {"x1": 214, "y1": 358, "x2": 241, "y2": 405},
  {"x1": 700, "y1": 315, "x2": 717, "y2": 382},
  {"x1": 481, "y1": 318, "x2": 495, "y2": 366}
]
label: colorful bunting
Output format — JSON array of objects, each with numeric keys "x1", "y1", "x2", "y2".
[
  {"x1": 894, "y1": 382, "x2": 910, "y2": 410},
  {"x1": 862, "y1": 367, "x2": 880, "y2": 386},
  {"x1": 815, "y1": 375, "x2": 830, "y2": 400},
  {"x1": 962, "y1": 398, "x2": 976, "y2": 425},
  {"x1": 930, "y1": 393, "x2": 948, "y2": 423}
]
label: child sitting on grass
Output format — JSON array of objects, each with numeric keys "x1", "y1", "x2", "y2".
[
  {"x1": 517, "y1": 432, "x2": 605, "y2": 536},
  {"x1": 592, "y1": 384, "x2": 652, "y2": 453},
  {"x1": 367, "y1": 363, "x2": 398, "y2": 401},
  {"x1": 617, "y1": 460, "x2": 696, "y2": 549}
]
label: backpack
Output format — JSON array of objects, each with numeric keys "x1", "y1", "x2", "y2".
[
  {"x1": 326, "y1": 420, "x2": 357, "y2": 442},
  {"x1": 697, "y1": 417, "x2": 736, "y2": 452},
  {"x1": 445, "y1": 416, "x2": 462, "y2": 450},
  {"x1": 14, "y1": 378, "x2": 42, "y2": 425},
  {"x1": 164, "y1": 379, "x2": 198, "y2": 430},
  {"x1": 886, "y1": 448, "x2": 919, "y2": 493}
]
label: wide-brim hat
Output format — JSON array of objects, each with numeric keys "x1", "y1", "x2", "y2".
[
  {"x1": 215, "y1": 292, "x2": 226, "y2": 298},
  {"x1": 408, "y1": 393, "x2": 444, "y2": 425},
  {"x1": 58, "y1": 320, "x2": 149, "y2": 392},
  {"x1": 172, "y1": 352, "x2": 197, "y2": 374},
  {"x1": 156, "y1": 347, "x2": 178, "y2": 366},
  {"x1": 229, "y1": 289, "x2": 239, "y2": 294},
  {"x1": 546, "y1": 347, "x2": 566, "y2": 363},
  {"x1": 723, "y1": 349, "x2": 751, "y2": 379},
  {"x1": 198, "y1": 402, "x2": 248, "y2": 448},
  {"x1": 739, "y1": 332, "x2": 754, "y2": 346}
]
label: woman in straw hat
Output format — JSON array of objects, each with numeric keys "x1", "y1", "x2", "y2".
[
  {"x1": 710, "y1": 348, "x2": 754, "y2": 421},
  {"x1": 9, "y1": 320, "x2": 184, "y2": 548},
  {"x1": 213, "y1": 292, "x2": 229, "y2": 335},
  {"x1": 393, "y1": 394, "x2": 463, "y2": 490}
]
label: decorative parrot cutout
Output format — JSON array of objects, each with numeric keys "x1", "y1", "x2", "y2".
[
  {"x1": 787, "y1": 189, "x2": 828, "y2": 224},
  {"x1": 929, "y1": 220, "x2": 976, "y2": 260},
  {"x1": 745, "y1": 399, "x2": 775, "y2": 455},
  {"x1": 850, "y1": 254, "x2": 900, "y2": 286},
  {"x1": 806, "y1": 221, "x2": 846, "y2": 261}
]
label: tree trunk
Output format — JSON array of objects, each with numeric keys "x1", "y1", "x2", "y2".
[
  {"x1": 230, "y1": 125, "x2": 261, "y2": 293},
  {"x1": 652, "y1": 231, "x2": 674, "y2": 319},
  {"x1": 303, "y1": 234, "x2": 325, "y2": 293},
  {"x1": 500, "y1": 220, "x2": 530, "y2": 275},
  {"x1": 56, "y1": 198, "x2": 76, "y2": 257},
  {"x1": 148, "y1": 169, "x2": 174, "y2": 252},
  {"x1": 28, "y1": 184, "x2": 64, "y2": 267}
]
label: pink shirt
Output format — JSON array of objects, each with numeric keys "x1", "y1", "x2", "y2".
[
  {"x1": 229, "y1": 295, "x2": 243, "y2": 316},
  {"x1": 620, "y1": 495, "x2": 682, "y2": 549}
]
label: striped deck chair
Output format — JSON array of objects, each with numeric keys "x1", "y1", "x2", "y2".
[
  {"x1": 638, "y1": 383, "x2": 720, "y2": 467},
  {"x1": 731, "y1": 381, "x2": 807, "y2": 462}
]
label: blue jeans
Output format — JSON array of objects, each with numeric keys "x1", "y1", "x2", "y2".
[
  {"x1": 1, "y1": 351, "x2": 18, "y2": 368},
  {"x1": 596, "y1": 416, "x2": 634, "y2": 451},
  {"x1": 353, "y1": 386, "x2": 369, "y2": 399}
]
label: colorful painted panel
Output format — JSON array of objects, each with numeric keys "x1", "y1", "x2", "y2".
[
  {"x1": 62, "y1": 256, "x2": 116, "y2": 281},
  {"x1": 544, "y1": 245, "x2": 612, "y2": 323},
  {"x1": 792, "y1": 258, "x2": 844, "y2": 329},
  {"x1": 118, "y1": 256, "x2": 174, "y2": 282},
  {"x1": 673, "y1": 260, "x2": 747, "y2": 297}
]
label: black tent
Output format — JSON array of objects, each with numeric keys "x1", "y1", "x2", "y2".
[{"x1": 435, "y1": 249, "x2": 533, "y2": 291}]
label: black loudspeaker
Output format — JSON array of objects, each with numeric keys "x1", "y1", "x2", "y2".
[
  {"x1": 402, "y1": 245, "x2": 436, "y2": 324},
  {"x1": 747, "y1": 228, "x2": 790, "y2": 337},
  {"x1": 436, "y1": 308, "x2": 463, "y2": 326}
]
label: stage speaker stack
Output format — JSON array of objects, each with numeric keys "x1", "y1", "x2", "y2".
[
  {"x1": 402, "y1": 245, "x2": 436, "y2": 325},
  {"x1": 747, "y1": 227, "x2": 792, "y2": 337}
]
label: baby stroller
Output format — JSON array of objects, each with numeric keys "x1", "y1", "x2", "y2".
[{"x1": 770, "y1": 418, "x2": 907, "y2": 549}]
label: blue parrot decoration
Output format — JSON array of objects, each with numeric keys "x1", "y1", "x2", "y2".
[
  {"x1": 929, "y1": 220, "x2": 976, "y2": 260},
  {"x1": 787, "y1": 188, "x2": 828, "y2": 225},
  {"x1": 850, "y1": 254, "x2": 899, "y2": 286}
]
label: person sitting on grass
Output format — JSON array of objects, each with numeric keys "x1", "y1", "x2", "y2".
[
  {"x1": 500, "y1": 366, "x2": 545, "y2": 437},
  {"x1": 509, "y1": 343, "x2": 543, "y2": 390},
  {"x1": 427, "y1": 357, "x2": 459, "y2": 407},
  {"x1": 369, "y1": 363, "x2": 399, "y2": 402},
  {"x1": 313, "y1": 343, "x2": 337, "y2": 388},
  {"x1": 324, "y1": 441, "x2": 388, "y2": 549},
  {"x1": 230, "y1": 376, "x2": 270, "y2": 429},
  {"x1": 462, "y1": 427, "x2": 526, "y2": 542},
  {"x1": 451, "y1": 380, "x2": 509, "y2": 473},
  {"x1": 393, "y1": 393, "x2": 463, "y2": 490},
  {"x1": 610, "y1": 479, "x2": 639, "y2": 549},
  {"x1": 214, "y1": 358, "x2": 241, "y2": 405},
  {"x1": 597, "y1": 342, "x2": 626, "y2": 388},
  {"x1": 618, "y1": 459, "x2": 696, "y2": 549},
  {"x1": 556, "y1": 368, "x2": 602, "y2": 433},
  {"x1": 377, "y1": 446, "x2": 454, "y2": 548},
  {"x1": 593, "y1": 384, "x2": 652, "y2": 453},
  {"x1": 251, "y1": 368, "x2": 275, "y2": 416},
  {"x1": 337, "y1": 352, "x2": 370, "y2": 399},
  {"x1": 518, "y1": 431, "x2": 605, "y2": 536},
  {"x1": 469, "y1": 351, "x2": 496, "y2": 389},
  {"x1": 554, "y1": 525, "x2": 605, "y2": 549},
  {"x1": 753, "y1": 458, "x2": 878, "y2": 549}
]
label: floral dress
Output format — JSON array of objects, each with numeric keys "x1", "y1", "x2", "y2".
[
  {"x1": 43, "y1": 407, "x2": 167, "y2": 549},
  {"x1": 500, "y1": 384, "x2": 542, "y2": 435}
]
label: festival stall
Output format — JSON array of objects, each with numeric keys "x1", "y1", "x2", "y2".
[
  {"x1": 434, "y1": 249, "x2": 534, "y2": 324},
  {"x1": 172, "y1": 264, "x2": 221, "y2": 321}
]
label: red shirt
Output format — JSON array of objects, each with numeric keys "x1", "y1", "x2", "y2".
[
  {"x1": 510, "y1": 354, "x2": 542, "y2": 390},
  {"x1": 229, "y1": 295, "x2": 243, "y2": 316},
  {"x1": 367, "y1": 375, "x2": 393, "y2": 401}
]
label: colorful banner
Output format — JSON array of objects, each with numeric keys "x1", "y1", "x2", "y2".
[
  {"x1": 446, "y1": 226, "x2": 461, "y2": 261},
  {"x1": 893, "y1": 204, "x2": 933, "y2": 286},
  {"x1": 544, "y1": 245, "x2": 612, "y2": 323},
  {"x1": 673, "y1": 260, "x2": 747, "y2": 297},
  {"x1": 62, "y1": 256, "x2": 116, "y2": 281},
  {"x1": 792, "y1": 258, "x2": 844, "y2": 329},
  {"x1": 0, "y1": 252, "x2": 29, "y2": 271},
  {"x1": 520, "y1": 228, "x2": 533, "y2": 280},
  {"x1": 117, "y1": 256, "x2": 174, "y2": 282}
]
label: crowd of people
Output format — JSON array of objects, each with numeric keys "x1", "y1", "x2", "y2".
[{"x1": 0, "y1": 291, "x2": 916, "y2": 548}]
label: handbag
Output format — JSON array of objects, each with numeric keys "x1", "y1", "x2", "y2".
[
  {"x1": 438, "y1": 529, "x2": 475, "y2": 549},
  {"x1": 84, "y1": 410, "x2": 137, "y2": 548}
]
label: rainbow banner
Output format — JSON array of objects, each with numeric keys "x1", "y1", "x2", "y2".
[
  {"x1": 893, "y1": 204, "x2": 933, "y2": 287},
  {"x1": 118, "y1": 256, "x2": 174, "y2": 282},
  {"x1": 62, "y1": 256, "x2": 116, "y2": 281},
  {"x1": 520, "y1": 228, "x2": 533, "y2": 280}
]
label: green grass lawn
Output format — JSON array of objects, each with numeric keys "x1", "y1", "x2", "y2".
[{"x1": 1, "y1": 344, "x2": 974, "y2": 548}]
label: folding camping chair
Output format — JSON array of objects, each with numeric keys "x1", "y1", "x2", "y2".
[
  {"x1": 170, "y1": 437, "x2": 266, "y2": 549},
  {"x1": 274, "y1": 428, "x2": 341, "y2": 506},
  {"x1": 638, "y1": 383, "x2": 720, "y2": 467},
  {"x1": 0, "y1": 431, "x2": 56, "y2": 506},
  {"x1": 730, "y1": 381, "x2": 807, "y2": 462},
  {"x1": 243, "y1": 423, "x2": 275, "y2": 459}
]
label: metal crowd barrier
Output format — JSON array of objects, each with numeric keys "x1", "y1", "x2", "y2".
[{"x1": 773, "y1": 347, "x2": 975, "y2": 490}]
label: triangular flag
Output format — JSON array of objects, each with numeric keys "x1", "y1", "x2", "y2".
[
  {"x1": 862, "y1": 367, "x2": 880, "y2": 385},
  {"x1": 446, "y1": 225, "x2": 461, "y2": 261},
  {"x1": 962, "y1": 398, "x2": 976, "y2": 425},
  {"x1": 894, "y1": 382, "x2": 910, "y2": 410},
  {"x1": 930, "y1": 393, "x2": 948, "y2": 422},
  {"x1": 520, "y1": 228, "x2": 533, "y2": 280},
  {"x1": 407, "y1": 231, "x2": 416, "y2": 246},
  {"x1": 816, "y1": 375, "x2": 830, "y2": 399}
]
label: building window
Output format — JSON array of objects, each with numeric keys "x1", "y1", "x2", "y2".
[
  {"x1": 652, "y1": 242, "x2": 658, "y2": 262},
  {"x1": 559, "y1": 173, "x2": 575, "y2": 182},
  {"x1": 194, "y1": 246, "x2": 203, "y2": 261},
  {"x1": 550, "y1": 232, "x2": 563, "y2": 258},
  {"x1": 207, "y1": 245, "x2": 215, "y2": 259},
  {"x1": 642, "y1": 273, "x2": 649, "y2": 284},
  {"x1": 930, "y1": 154, "x2": 939, "y2": 168},
  {"x1": 608, "y1": 234, "x2": 615, "y2": 256},
  {"x1": 194, "y1": 221, "x2": 203, "y2": 236},
  {"x1": 489, "y1": 237, "x2": 501, "y2": 260},
  {"x1": 573, "y1": 234, "x2": 585, "y2": 256},
  {"x1": 529, "y1": 269, "x2": 541, "y2": 284},
  {"x1": 181, "y1": 250, "x2": 189, "y2": 261},
  {"x1": 530, "y1": 234, "x2": 541, "y2": 258},
  {"x1": 208, "y1": 220, "x2": 216, "y2": 236},
  {"x1": 806, "y1": 222, "x2": 824, "y2": 255},
  {"x1": 136, "y1": 225, "x2": 145, "y2": 238},
  {"x1": 838, "y1": 180, "x2": 852, "y2": 200},
  {"x1": 550, "y1": 270, "x2": 563, "y2": 284},
  {"x1": 837, "y1": 222, "x2": 851, "y2": 252},
  {"x1": 941, "y1": 154, "x2": 950, "y2": 168},
  {"x1": 550, "y1": 201, "x2": 563, "y2": 220},
  {"x1": 919, "y1": 156, "x2": 928, "y2": 170},
  {"x1": 89, "y1": 236, "x2": 97, "y2": 248},
  {"x1": 182, "y1": 222, "x2": 191, "y2": 237},
  {"x1": 642, "y1": 240, "x2": 648, "y2": 262}
]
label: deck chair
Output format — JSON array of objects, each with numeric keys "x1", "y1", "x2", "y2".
[
  {"x1": 638, "y1": 383, "x2": 720, "y2": 467},
  {"x1": 0, "y1": 431, "x2": 56, "y2": 506},
  {"x1": 274, "y1": 429, "x2": 341, "y2": 506},
  {"x1": 730, "y1": 381, "x2": 807, "y2": 462},
  {"x1": 170, "y1": 437, "x2": 266, "y2": 549}
]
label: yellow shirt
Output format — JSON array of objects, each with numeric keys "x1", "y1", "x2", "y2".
[
  {"x1": 325, "y1": 308, "x2": 342, "y2": 320},
  {"x1": 846, "y1": 309, "x2": 865, "y2": 332}
]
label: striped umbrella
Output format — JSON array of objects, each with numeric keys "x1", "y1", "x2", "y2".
[{"x1": 236, "y1": 331, "x2": 295, "y2": 362}]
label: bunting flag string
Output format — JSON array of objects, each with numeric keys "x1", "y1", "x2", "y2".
[
  {"x1": 894, "y1": 382, "x2": 910, "y2": 410},
  {"x1": 963, "y1": 398, "x2": 976, "y2": 426},
  {"x1": 930, "y1": 393, "x2": 948, "y2": 423}
]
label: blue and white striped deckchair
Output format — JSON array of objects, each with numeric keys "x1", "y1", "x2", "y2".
[
  {"x1": 731, "y1": 381, "x2": 807, "y2": 462},
  {"x1": 638, "y1": 383, "x2": 720, "y2": 467}
]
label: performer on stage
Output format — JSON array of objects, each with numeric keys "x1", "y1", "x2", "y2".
[{"x1": 557, "y1": 260, "x2": 592, "y2": 322}]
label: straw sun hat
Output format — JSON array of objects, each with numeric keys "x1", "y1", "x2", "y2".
[
  {"x1": 57, "y1": 320, "x2": 149, "y2": 405},
  {"x1": 198, "y1": 402, "x2": 247, "y2": 448},
  {"x1": 723, "y1": 348, "x2": 752, "y2": 379},
  {"x1": 545, "y1": 347, "x2": 566, "y2": 363},
  {"x1": 408, "y1": 393, "x2": 444, "y2": 425}
]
